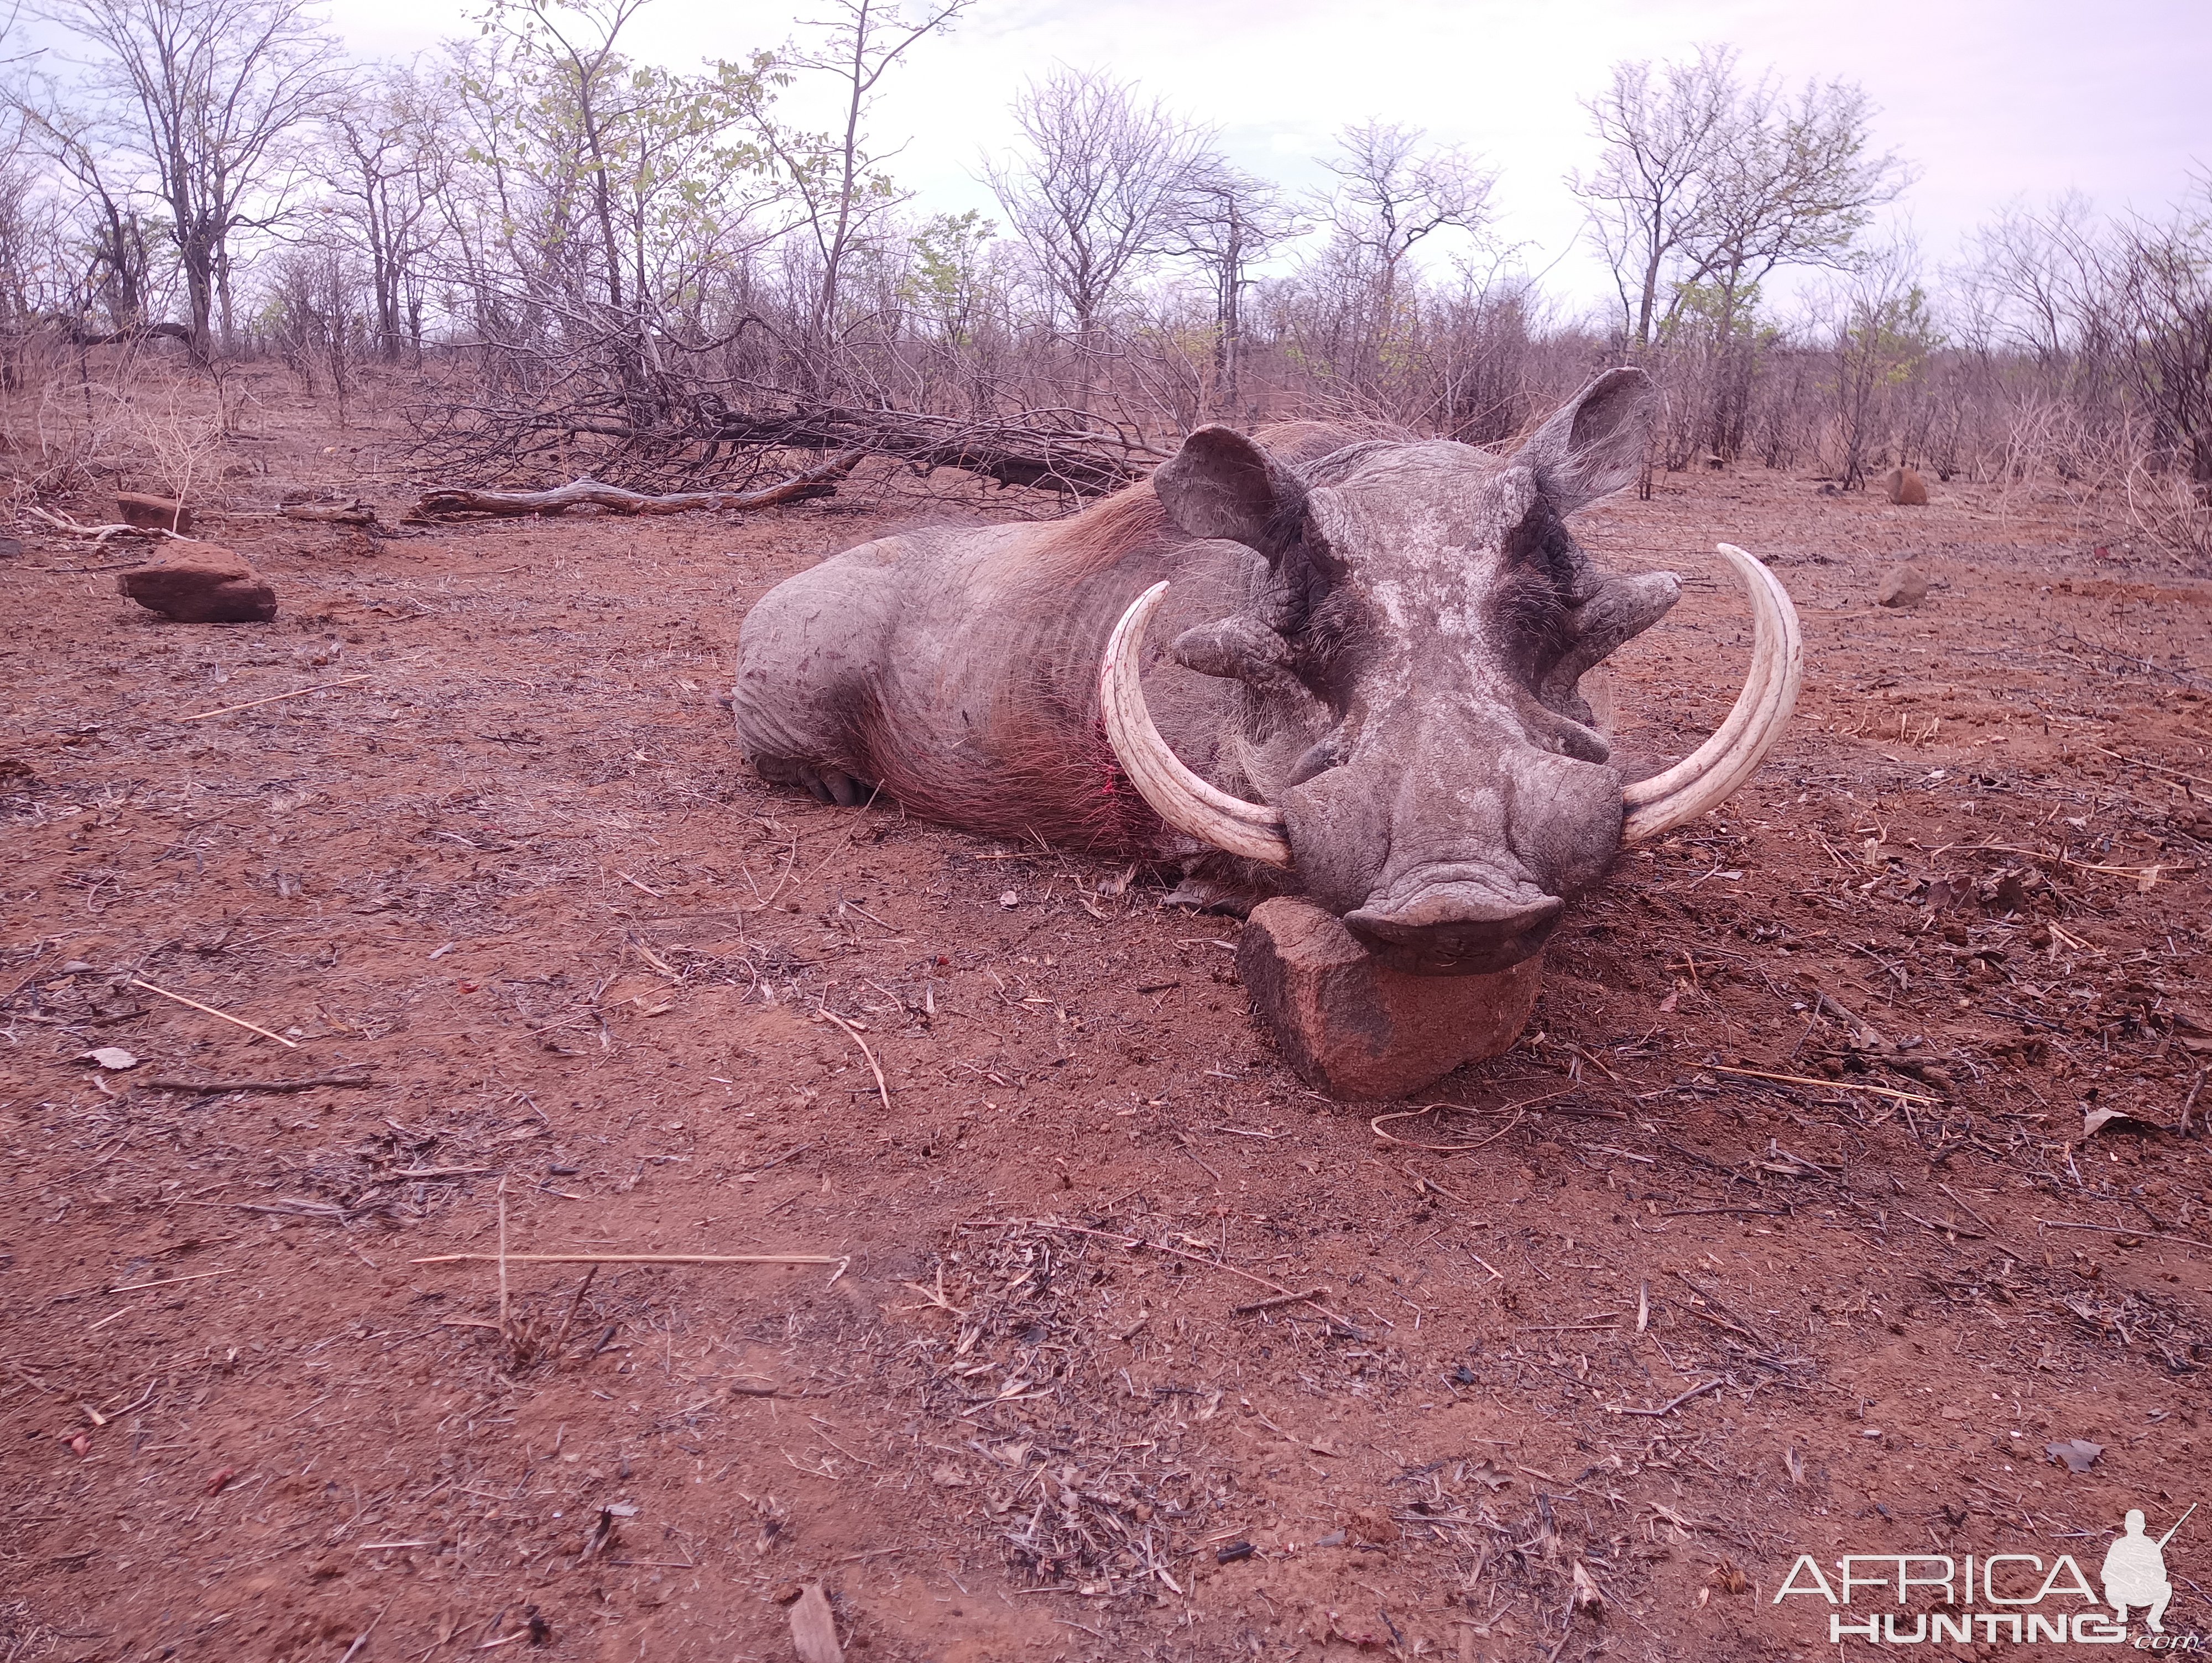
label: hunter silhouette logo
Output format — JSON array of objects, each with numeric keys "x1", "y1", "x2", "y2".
[
  {"x1": 2105, "y1": 1505, "x2": 2192, "y2": 1635},
  {"x1": 1774, "y1": 1503, "x2": 2198, "y2": 1645}
]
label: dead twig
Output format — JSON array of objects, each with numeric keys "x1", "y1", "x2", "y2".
[
  {"x1": 1711, "y1": 1064, "x2": 1933, "y2": 1105},
  {"x1": 129, "y1": 977, "x2": 298, "y2": 1048},
  {"x1": 1230, "y1": 1287, "x2": 1332, "y2": 1317},
  {"x1": 815, "y1": 1007, "x2": 890, "y2": 1113},
  {"x1": 1604, "y1": 1379, "x2": 1725, "y2": 1418},
  {"x1": 410, "y1": 1252, "x2": 847, "y2": 1267},
  {"x1": 141, "y1": 1072, "x2": 370, "y2": 1094},
  {"x1": 550, "y1": 1264, "x2": 598, "y2": 1364},
  {"x1": 181, "y1": 676, "x2": 369, "y2": 721},
  {"x1": 2036, "y1": 1220, "x2": 2209, "y2": 1248}
]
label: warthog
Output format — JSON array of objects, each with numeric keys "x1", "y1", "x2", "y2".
[{"x1": 732, "y1": 368, "x2": 1799, "y2": 976}]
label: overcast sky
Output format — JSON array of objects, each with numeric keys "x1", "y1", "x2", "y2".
[{"x1": 224, "y1": 0, "x2": 2212, "y2": 317}]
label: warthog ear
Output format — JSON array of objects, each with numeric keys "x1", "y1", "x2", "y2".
[
  {"x1": 1515, "y1": 367, "x2": 1653, "y2": 513},
  {"x1": 1152, "y1": 427, "x2": 1297, "y2": 550}
]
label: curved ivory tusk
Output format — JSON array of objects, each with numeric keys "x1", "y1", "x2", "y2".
[
  {"x1": 1099, "y1": 582, "x2": 1295, "y2": 867},
  {"x1": 1620, "y1": 543, "x2": 1802, "y2": 843}
]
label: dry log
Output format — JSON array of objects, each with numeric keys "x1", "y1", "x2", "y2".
[
  {"x1": 283, "y1": 500, "x2": 379, "y2": 526},
  {"x1": 413, "y1": 449, "x2": 865, "y2": 520},
  {"x1": 116, "y1": 492, "x2": 192, "y2": 534},
  {"x1": 1, "y1": 320, "x2": 192, "y2": 348},
  {"x1": 701, "y1": 409, "x2": 1151, "y2": 495}
]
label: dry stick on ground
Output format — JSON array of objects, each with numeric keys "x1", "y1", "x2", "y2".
[
  {"x1": 182, "y1": 676, "x2": 369, "y2": 721},
  {"x1": 25, "y1": 505, "x2": 195, "y2": 545},
  {"x1": 1937, "y1": 1182, "x2": 2030, "y2": 1257},
  {"x1": 551, "y1": 1266, "x2": 599, "y2": 1364},
  {"x1": 1710, "y1": 1064, "x2": 1933, "y2": 1105},
  {"x1": 1230, "y1": 1287, "x2": 1332, "y2": 1317},
  {"x1": 2090, "y1": 745, "x2": 2212, "y2": 789},
  {"x1": 129, "y1": 977, "x2": 298, "y2": 1048},
  {"x1": 1604, "y1": 1378, "x2": 1727, "y2": 1418},
  {"x1": 815, "y1": 1008, "x2": 890, "y2": 1112},
  {"x1": 411, "y1": 1252, "x2": 846, "y2": 1267},
  {"x1": 1005, "y1": 1220, "x2": 1367, "y2": 1334},
  {"x1": 414, "y1": 449, "x2": 865, "y2": 519},
  {"x1": 141, "y1": 1072, "x2": 371, "y2": 1094},
  {"x1": 2037, "y1": 1219, "x2": 2211, "y2": 1247},
  {"x1": 496, "y1": 1178, "x2": 510, "y2": 1343}
]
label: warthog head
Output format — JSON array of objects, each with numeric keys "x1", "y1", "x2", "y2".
[{"x1": 1101, "y1": 368, "x2": 1800, "y2": 975}]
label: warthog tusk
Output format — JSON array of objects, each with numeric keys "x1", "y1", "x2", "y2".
[
  {"x1": 1620, "y1": 542, "x2": 1802, "y2": 842},
  {"x1": 1100, "y1": 582, "x2": 1295, "y2": 867}
]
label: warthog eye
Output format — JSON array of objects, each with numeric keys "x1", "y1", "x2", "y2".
[{"x1": 1493, "y1": 567, "x2": 1571, "y2": 674}]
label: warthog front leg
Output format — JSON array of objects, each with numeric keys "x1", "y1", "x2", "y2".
[{"x1": 752, "y1": 753, "x2": 877, "y2": 807}]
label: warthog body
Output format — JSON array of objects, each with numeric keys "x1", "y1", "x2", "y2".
[{"x1": 734, "y1": 369, "x2": 1797, "y2": 976}]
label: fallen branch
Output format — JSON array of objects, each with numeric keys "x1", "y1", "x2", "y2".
[
  {"x1": 26, "y1": 504, "x2": 194, "y2": 545},
  {"x1": 414, "y1": 449, "x2": 865, "y2": 520}
]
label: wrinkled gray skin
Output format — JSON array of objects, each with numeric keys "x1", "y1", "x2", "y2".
[{"x1": 733, "y1": 367, "x2": 1683, "y2": 976}]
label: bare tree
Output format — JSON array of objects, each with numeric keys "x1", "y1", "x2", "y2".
[
  {"x1": 1316, "y1": 121, "x2": 1494, "y2": 321},
  {"x1": 11, "y1": 96, "x2": 159, "y2": 329},
  {"x1": 328, "y1": 64, "x2": 449, "y2": 362},
  {"x1": 1829, "y1": 239, "x2": 1937, "y2": 490},
  {"x1": 1572, "y1": 49, "x2": 1904, "y2": 348},
  {"x1": 1675, "y1": 73, "x2": 1910, "y2": 348},
  {"x1": 984, "y1": 67, "x2": 1211, "y2": 405},
  {"x1": 1296, "y1": 120, "x2": 1495, "y2": 402},
  {"x1": 34, "y1": 0, "x2": 344, "y2": 359},
  {"x1": 1160, "y1": 160, "x2": 1297, "y2": 420},
  {"x1": 1568, "y1": 46, "x2": 1734, "y2": 348},
  {"x1": 771, "y1": 0, "x2": 968, "y2": 393}
]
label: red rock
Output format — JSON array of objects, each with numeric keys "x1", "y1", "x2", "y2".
[
  {"x1": 1237, "y1": 897, "x2": 1542, "y2": 1100},
  {"x1": 117, "y1": 545, "x2": 276, "y2": 623},
  {"x1": 1882, "y1": 467, "x2": 1928, "y2": 506},
  {"x1": 114, "y1": 491, "x2": 193, "y2": 534}
]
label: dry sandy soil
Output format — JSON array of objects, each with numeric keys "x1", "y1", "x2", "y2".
[{"x1": 4, "y1": 370, "x2": 2212, "y2": 1663}]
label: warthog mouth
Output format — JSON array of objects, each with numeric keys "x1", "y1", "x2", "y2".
[{"x1": 1343, "y1": 875, "x2": 1565, "y2": 976}]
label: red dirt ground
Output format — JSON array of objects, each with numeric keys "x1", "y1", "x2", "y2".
[{"x1": 4, "y1": 387, "x2": 2211, "y2": 1663}]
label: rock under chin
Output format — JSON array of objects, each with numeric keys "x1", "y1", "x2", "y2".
[{"x1": 1237, "y1": 896, "x2": 1544, "y2": 1100}]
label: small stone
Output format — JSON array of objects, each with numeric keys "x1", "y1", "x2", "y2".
[
  {"x1": 118, "y1": 545, "x2": 276, "y2": 623},
  {"x1": 1236, "y1": 898, "x2": 1542, "y2": 1100},
  {"x1": 0, "y1": 536, "x2": 23, "y2": 557},
  {"x1": 1882, "y1": 466, "x2": 1929, "y2": 506},
  {"x1": 1877, "y1": 563, "x2": 1929, "y2": 609},
  {"x1": 114, "y1": 491, "x2": 193, "y2": 534}
]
